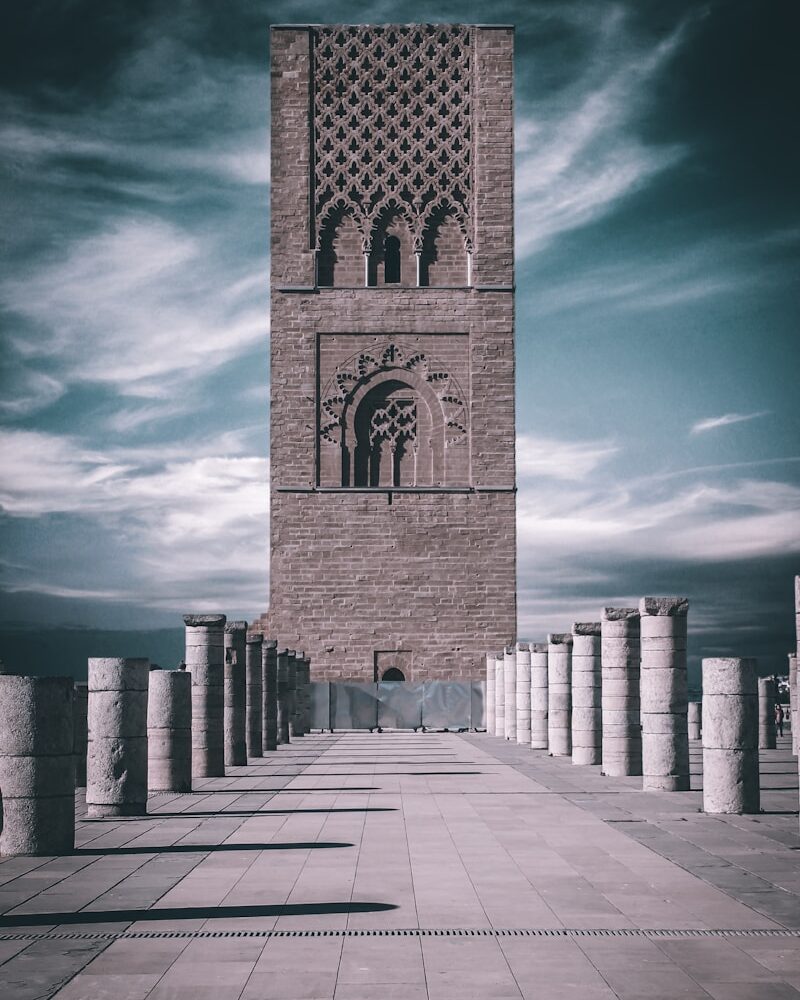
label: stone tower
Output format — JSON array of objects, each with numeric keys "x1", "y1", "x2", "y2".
[{"x1": 265, "y1": 24, "x2": 515, "y2": 681}]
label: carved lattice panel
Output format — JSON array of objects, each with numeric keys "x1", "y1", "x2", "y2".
[{"x1": 312, "y1": 24, "x2": 473, "y2": 251}]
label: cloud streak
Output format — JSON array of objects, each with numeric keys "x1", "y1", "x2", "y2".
[
  {"x1": 515, "y1": 6, "x2": 705, "y2": 256},
  {"x1": 690, "y1": 411, "x2": 770, "y2": 435}
]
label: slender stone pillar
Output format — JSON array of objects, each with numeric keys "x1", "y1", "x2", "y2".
[
  {"x1": 148, "y1": 669, "x2": 191, "y2": 792},
  {"x1": 688, "y1": 701, "x2": 702, "y2": 741},
  {"x1": 571, "y1": 623, "x2": 601, "y2": 766},
  {"x1": 288, "y1": 651, "x2": 304, "y2": 738},
  {"x1": 530, "y1": 642, "x2": 548, "y2": 749},
  {"x1": 277, "y1": 649, "x2": 291, "y2": 744},
  {"x1": 790, "y1": 654, "x2": 797, "y2": 755},
  {"x1": 0, "y1": 675, "x2": 75, "y2": 855},
  {"x1": 73, "y1": 681, "x2": 88, "y2": 788},
  {"x1": 503, "y1": 645, "x2": 517, "y2": 741},
  {"x1": 547, "y1": 633, "x2": 573, "y2": 756},
  {"x1": 223, "y1": 622, "x2": 247, "y2": 767},
  {"x1": 494, "y1": 653, "x2": 505, "y2": 737},
  {"x1": 245, "y1": 633, "x2": 263, "y2": 758},
  {"x1": 601, "y1": 608, "x2": 642, "y2": 777},
  {"x1": 758, "y1": 676, "x2": 777, "y2": 750},
  {"x1": 184, "y1": 613, "x2": 225, "y2": 778},
  {"x1": 485, "y1": 653, "x2": 496, "y2": 735},
  {"x1": 702, "y1": 657, "x2": 759, "y2": 814},
  {"x1": 300, "y1": 656, "x2": 312, "y2": 733},
  {"x1": 263, "y1": 640, "x2": 278, "y2": 750},
  {"x1": 515, "y1": 643, "x2": 532, "y2": 746},
  {"x1": 87, "y1": 657, "x2": 149, "y2": 817},
  {"x1": 640, "y1": 597, "x2": 690, "y2": 792}
]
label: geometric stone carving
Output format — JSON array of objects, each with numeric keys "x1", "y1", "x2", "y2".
[{"x1": 313, "y1": 25, "x2": 473, "y2": 257}]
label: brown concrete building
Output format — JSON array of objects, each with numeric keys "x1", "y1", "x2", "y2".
[{"x1": 260, "y1": 24, "x2": 516, "y2": 681}]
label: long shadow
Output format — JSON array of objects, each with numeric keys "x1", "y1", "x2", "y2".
[
  {"x1": 74, "y1": 841, "x2": 353, "y2": 856},
  {"x1": 82, "y1": 807, "x2": 397, "y2": 822},
  {"x1": 265, "y1": 770, "x2": 483, "y2": 776},
  {"x1": 0, "y1": 900, "x2": 397, "y2": 929},
  {"x1": 191, "y1": 787, "x2": 379, "y2": 793}
]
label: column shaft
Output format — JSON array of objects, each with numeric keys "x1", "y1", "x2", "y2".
[
  {"x1": 601, "y1": 608, "x2": 641, "y2": 777},
  {"x1": 688, "y1": 701, "x2": 702, "y2": 741},
  {"x1": 224, "y1": 622, "x2": 248, "y2": 767},
  {"x1": 640, "y1": 597, "x2": 690, "y2": 792},
  {"x1": 530, "y1": 642, "x2": 548, "y2": 749},
  {"x1": 494, "y1": 653, "x2": 505, "y2": 737},
  {"x1": 73, "y1": 681, "x2": 88, "y2": 788},
  {"x1": 702, "y1": 657, "x2": 759, "y2": 814},
  {"x1": 0, "y1": 675, "x2": 75, "y2": 855},
  {"x1": 277, "y1": 649, "x2": 291, "y2": 744},
  {"x1": 245, "y1": 633, "x2": 263, "y2": 757},
  {"x1": 515, "y1": 643, "x2": 531, "y2": 746},
  {"x1": 758, "y1": 676, "x2": 777, "y2": 750},
  {"x1": 184, "y1": 613, "x2": 226, "y2": 778},
  {"x1": 571, "y1": 623, "x2": 601, "y2": 766},
  {"x1": 547, "y1": 633, "x2": 573, "y2": 756},
  {"x1": 148, "y1": 669, "x2": 191, "y2": 793},
  {"x1": 263, "y1": 640, "x2": 278, "y2": 750},
  {"x1": 503, "y1": 645, "x2": 517, "y2": 741},
  {"x1": 485, "y1": 652, "x2": 496, "y2": 736},
  {"x1": 87, "y1": 657, "x2": 149, "y2": 817}
]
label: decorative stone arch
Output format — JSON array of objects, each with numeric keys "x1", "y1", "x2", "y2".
[
  {"x1": 316, "y1": 201, "x2": 369, "y2": 286},
  {"x1": 366, "y1": 202, "x2": 418, "y2": 287},
  {"x1": 318, "y1": 341, "x2": 469, "y2": 487},
  {"x1": 419, "y1": 200, "x2": 471, "y2": 287}
]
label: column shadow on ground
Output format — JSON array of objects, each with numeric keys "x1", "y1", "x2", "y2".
[
  {"x1": 0, "y1": 901, "x2": 398, "y2": 928},
  {"x1": 73, "y1": 842, "x2": 353, "y2": 856},
  {"x1": 82, "y1": 808, "x2": 397, "y2": 822}
]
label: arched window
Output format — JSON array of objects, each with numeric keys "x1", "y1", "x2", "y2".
[
  {"x1": 353, "y1": 379, "x2": 425, "y2": 487},
  {"x1": 383, "y1": 234, "x2": 401, "y2": 283},
  {"x1": 381, "y1": 667, "x2": 405, "y2": 681}
]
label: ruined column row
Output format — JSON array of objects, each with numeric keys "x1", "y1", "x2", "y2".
[
  {"x1": 486, "y1": 579, "x2": 799, "y2": 821},
  {"x1": 0, "y1": 614, "x2": 314, "y2": 856},
  {"x1": 485, "y1": 597, "x2": 689, "y2": 792}
]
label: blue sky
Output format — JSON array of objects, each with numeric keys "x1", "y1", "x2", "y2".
[{"x1": 0, "y1": 1, "x2": 798, "y2": 677}]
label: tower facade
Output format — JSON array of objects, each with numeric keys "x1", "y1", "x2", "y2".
[{"x1": 266, "y1": 24, "x2": 515, "y2": 681}]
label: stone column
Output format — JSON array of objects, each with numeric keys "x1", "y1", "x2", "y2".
[
  {"x1": 301, "y1": 656, "x2": 312, "y2": 733},
  {"x1": 503, "y1": 645, "x2": 517, "y2": 741},
  {"x1": 547, "y1": 633, "x2": 573, "y2": 756},
  {"x1": 148, "y1": 669, "x2": 191, "y2": 793},
  {"x1": 493, "y1": 653, "x2": 505, "y2": 737},
  {"x1": 223, "y1": 621, "x2": 247, "y2": 767},
  {"x1": 758, "y1": 676, "x2": 777, "y2": 750},
  {"x1": 515, "y1": 643, "x2": 531, "y2": 746},
  {"x1": 288, "y1": 651, "x2": 303, "y2": 738},
  {"x1": 640, "y1": 597, "x2": 690, "y2": 792},
  {"x1": 485, "y1": 652, "x2": 496, "y2": 735},
  {"x1": 571, "y1": 623, "x2": 601, "y2": 766},
  {"x1": 87, "y1": 657, "x2": 149, "y2": 817},
  {"x1": 530, "y1": 642, "x2": 548, "y2": 749},
  {"x1": 262, "y1": 640, "x2": 278, "y2": 750},
  {"x1": 702, "y1": 657, "x2": 759, "y2": 814},
  {"x1": 73, "y1": 681, "x2": 88, "y2": 788},
  {"x1": 0, "y1": 675, "x2": 75, "y2": 855},
  {"x1": 688, "y1": 701, "x2": 702, "y2": 741},
  {"x1": 601, "y1": 608, "x2": 642, "y2": 777},
  {"x1": 184, "y1": 613, "x2": 226, "y2": 778},
  {"x1": 277, "y1": 649, "x2": 291, "y2": 744},
  {"x1": 245, "y1": 632, "x2": 263, "y2": 757},
  {"x1": 295, "y1": 654, "x2": 310, "y2": 736},
  {"x1": 790, "y1": 654, "x2": 797, "y2": 755}
]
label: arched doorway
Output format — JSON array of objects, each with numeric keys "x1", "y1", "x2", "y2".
[{"x1": 381, "y1": 667, "x2": 405, "y2": 682}]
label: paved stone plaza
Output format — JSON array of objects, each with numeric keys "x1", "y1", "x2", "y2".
[{"x1": 0, "y1": 731, "x2": 798, "y2": 999}]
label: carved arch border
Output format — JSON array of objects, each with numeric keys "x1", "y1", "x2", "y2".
[{"x1": 318, "y1": 340, "x2": 470, "y2": 486}]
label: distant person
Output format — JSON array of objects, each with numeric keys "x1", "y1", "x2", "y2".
[{"x1": 775, "y1": 701, "x2": 785, "y2": 737}]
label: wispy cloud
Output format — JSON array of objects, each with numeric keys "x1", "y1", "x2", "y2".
[
  {"x1": 690, "y1": 411, "x2": 770, "y2": 435},
  {"x1": 517, "y1": 434, "x2": 618, "y2": 481},
  {"x1": 515, "y1": 7, "x2": 705, "y2": 256},
  {"x1": 2, "y1": 216, "x2": 267, "y2": 400}
]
